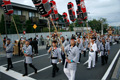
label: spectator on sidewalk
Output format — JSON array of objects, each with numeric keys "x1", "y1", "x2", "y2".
[
  {"x1": 3, "y1": 37, "x2": 6, "y2": 50},
  {"x1": 40, "y1": 35, "x2": 44, "y2": 45},
  {"x1": 29, "y1": 38, "x2": 33, "y2": 53},
  {"x1": 13, "y1": 40, "x2": 18, "y2": 55},
  {"x1": 33, "y1": 38, "x2": 38, "y2": 55},
  {"x1": 18, "y1": 39, "x2": 21, "y2": 56}
]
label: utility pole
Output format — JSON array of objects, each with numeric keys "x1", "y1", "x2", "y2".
[
  {"x1": 100, "y1": 19, "x2": 103, "y2": 35},
  {"x1": 4, "y1": 13, "x2": 7, "y2": 38}
]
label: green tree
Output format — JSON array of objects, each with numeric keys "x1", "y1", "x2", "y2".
[
  {"x1": 10, "y1": 15, "x2": 23, "y2": 34},
  {"x1": 25, "y1": 20, "x2": 34, "y2": 33},
  {"x1": 88, "y1": 18, "x2": 108, "y2": 33}
]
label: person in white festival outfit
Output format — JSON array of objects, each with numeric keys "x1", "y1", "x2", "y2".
[{"x1": 87, "y1": 37, "x2": 97, "y2": 69}]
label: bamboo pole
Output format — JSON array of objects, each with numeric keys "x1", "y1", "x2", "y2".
[
  {"x1": 73, "y1": 22, "x2": 77, "y2": 38},
  {"x1": 0, "y1": 33, "x2": 3, "y2": 41},
  {"x1": 11, "y1": 16, "x2": 20, "y2": 40},
  {"x1": 49, "y1": 17, "x2": 68, "y2": 60},
  {"x1": 47, "y1": 18, "x2": 54, "y2": 57}
]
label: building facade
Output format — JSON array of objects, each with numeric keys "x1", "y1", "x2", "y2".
[{"x1": 0, "y1": 1, "x2": 64, "y2": 33}]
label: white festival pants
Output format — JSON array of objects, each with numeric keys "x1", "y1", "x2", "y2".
[
  {"x1": 64, "y1": 68, "x2": 76, "y2": 80},
  {"x1": 88, "y1": 52, "x2": 96, "y2": 68}
]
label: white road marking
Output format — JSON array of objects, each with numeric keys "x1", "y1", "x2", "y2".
[
  {"x1": 101, "y1": 49, "x2": 120, "y2": 80},
  {"x1": 28, "y1": 62, "x2": 61, "y2": 76},
  {"x1": 83, "y1": 60, "x2": 88, "y2": 65},
  {"x1": 1, "y1": 53, "x2": 48, "y2": 66},
  {"x1": 113, "y1": 42, "x2": 117, "y2": 45},
  {"x1": 0, "y1": 66, "x2": 36, "y2": 80}
]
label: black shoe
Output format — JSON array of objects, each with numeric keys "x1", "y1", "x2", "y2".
[
  {"x1": 87, "y1": 67, "x2": 91, "y2": 70},
  {"x1": 101, "y1": 63, "x2": 104, "y2": 66},
  {"x1": 6, "y1": 69, "x2": 9, "y2": 71},
  {"x1": 35, "y1": 69, "x2": 37, "y2": 74},
  {"x1": 22, "y1": 74, "x2": 28, "y2": 76},
  {"x1": 9, "y1": 66, "x2": 13, "y2": 69},
  {"x1": 56, "y1": 68, "x2": 59, "y2": 72},
  {"x1": 52, "y1": 74, "x2": 55, "y2": 78}
]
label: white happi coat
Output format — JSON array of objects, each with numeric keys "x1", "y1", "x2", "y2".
[
  {"x1": 99, "y1": 42, "x2": 110, "y2": 56},
  {"x1": 51, "y1": 48, "x2": 62, "y2": 64},
  {"x1": 78, "y1": 42, "x2": 83, "y2": 53},
  {"x1": 6, "y1": 43, "x2": 13, "y2": 58},
  {"x1": 64, "y1": 45, "x2": 79, "y2": 70},
  {"x1": 23, "y1": 45, "x2": 33, "y2": 64}
]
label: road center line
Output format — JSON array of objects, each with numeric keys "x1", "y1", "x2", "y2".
[{"x1": 113, "y1": 42, "x2": 117, "y2": 45}]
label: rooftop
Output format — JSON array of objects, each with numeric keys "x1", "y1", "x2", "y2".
[{"x1": 11, "y1": 2, "x2": 36, "y2": 11}]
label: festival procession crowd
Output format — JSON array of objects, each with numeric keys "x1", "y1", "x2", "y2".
[
  {"x1": 2, "y1": 30, "x2": 120, "y2": 80},
  {"x1": 1, "y1": 0, "x2": 120, "y2": 80}
]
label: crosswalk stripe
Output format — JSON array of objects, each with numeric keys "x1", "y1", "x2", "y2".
[{"x1": 0, "y1": 66, "x2": 36, "y2": 80}]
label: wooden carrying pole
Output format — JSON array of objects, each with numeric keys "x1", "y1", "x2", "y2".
[{"x1": 49, "y1": 17, "x2": 68, "y2": 60}]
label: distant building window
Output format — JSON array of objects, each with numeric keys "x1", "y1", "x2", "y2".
[
  {"x1": 29, "y1": 12, "x2": 35, "y2": 17},
  {"x1": 13, "y1": 10, "x2": 22, "y2": 15}
]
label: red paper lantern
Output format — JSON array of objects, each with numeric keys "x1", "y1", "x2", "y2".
[
  {"x1": 50, "y1": 0, "x2": 59, "y2": 21},
  {"x1": 32, "y1": 0, "x2": 52, "y2": 17},
  {"x1": 2, "y1": 0, "x2": 13, "y2": 15},
  {"x1": 67, "y1": 2, "x2": 76, "y2": 22}
]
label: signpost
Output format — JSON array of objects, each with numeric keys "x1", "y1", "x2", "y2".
[{"x1": 33, "y1": 24, "x2": 37, "y2": 37}]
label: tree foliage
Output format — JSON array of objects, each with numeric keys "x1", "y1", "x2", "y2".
[
  {"x1": 88, "y1": 18, "x2": 108, "y2": 33},
  {"x1": 69, "y1": 18, "x2": 108, "y2": 33},
  {"x1": 9, "y1": 15, "x2": 22, "y2": 34}
]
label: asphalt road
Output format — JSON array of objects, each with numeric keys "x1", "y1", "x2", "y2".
[{"x1": 0, "y1": 43, "x2": 120, "y2": 80}]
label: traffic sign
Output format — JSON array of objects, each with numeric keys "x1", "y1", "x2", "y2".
[{"x1": 33, "y1": 24, "x2": 37, "y2": 29}]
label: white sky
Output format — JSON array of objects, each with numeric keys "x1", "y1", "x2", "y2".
[{"x1": 11, "y1": 0, "x2": 120, "y2": 26}]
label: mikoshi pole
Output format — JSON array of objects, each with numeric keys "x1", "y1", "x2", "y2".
[{"x1": 49, "y1": 17, "x2": 69, "y2": 60}]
